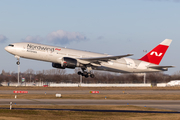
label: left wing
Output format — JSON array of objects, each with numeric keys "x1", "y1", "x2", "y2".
[{"x1": 79, "y1": 54, "x2": 133, "y2": 63}]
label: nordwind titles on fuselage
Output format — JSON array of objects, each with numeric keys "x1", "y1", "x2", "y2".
[{"x1": 27, "y1": 44, "x2": 55, "y2": 53}]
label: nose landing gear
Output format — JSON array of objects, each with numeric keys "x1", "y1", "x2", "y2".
[
  {"x1": 15, "y1": 55, "x2": 20, "y2": 65},
  {"x1": 15, "y1": 55, "x2": 20, "y2": 86},
  {"x1": 16, "y1": 61, "x2": 20, "y2": 65}
]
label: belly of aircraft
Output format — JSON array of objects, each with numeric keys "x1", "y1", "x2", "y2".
[{"x1": 94, "y1": 63, "x2": 160, "y2": 73}]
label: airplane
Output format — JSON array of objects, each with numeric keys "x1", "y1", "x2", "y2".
[{"x1": 5, "y1": 39, "x2": 174, "y2": 78}]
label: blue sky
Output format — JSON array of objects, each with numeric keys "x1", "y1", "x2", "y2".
[{"x1": 0, "y1": 0, "x2": 180, "y2": 75}]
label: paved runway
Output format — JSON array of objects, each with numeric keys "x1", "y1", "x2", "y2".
[
  {"x1": 1, "y1": 107, "x2": 180, "y2": 113},
  {"x1": 1, "y1": 99, "x2": 180, "y2": 111},
  {"x1": 1, "y1": 89, "x2": 180, "y2": 112}
]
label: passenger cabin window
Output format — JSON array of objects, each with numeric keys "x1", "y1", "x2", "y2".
[{"x1": 8, "y1": 44, "x2": 14, "y2": 47}]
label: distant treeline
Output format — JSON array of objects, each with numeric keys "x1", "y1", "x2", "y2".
[{"x1": 0, "y1": 69, "x2": 180, "y2": 84}]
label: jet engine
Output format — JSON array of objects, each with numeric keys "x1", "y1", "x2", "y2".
[
  {"x1": 52, "y1": 63, "x2": 65, "y2": 69},
  {"x1": 52, "y1": 57, "x2": 80, "y2": 69}
]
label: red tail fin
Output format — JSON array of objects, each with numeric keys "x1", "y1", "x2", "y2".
[{"x1": 139, "y1": 39, "x2": 172, "y2": 65}]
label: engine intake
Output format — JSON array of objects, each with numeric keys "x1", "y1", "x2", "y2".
[{"x1": 62, "y1": 57, "x2": 79, "y2": 69}]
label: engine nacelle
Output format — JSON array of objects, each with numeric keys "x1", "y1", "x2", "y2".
[
  {"x1": 62, "y1": 57, "x2": 79, "y2": 69},
  {"x1": 52, "y1": 63, "x2": 65, "y2": 69},
  {"x1": 52, "y1": 57, "x2": 80, "y2": 69}
]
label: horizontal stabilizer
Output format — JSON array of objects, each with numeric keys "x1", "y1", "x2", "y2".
[{"x1": 148, "y1": 65, "x2": 175, "y2": 69}]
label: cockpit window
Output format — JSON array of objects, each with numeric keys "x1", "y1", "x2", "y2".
[{"x1": 8, "y1": 44, "x2": 14, "y2": 47}]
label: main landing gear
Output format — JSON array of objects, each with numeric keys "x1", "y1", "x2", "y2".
[
  {"x1": 77, "y1": 71, "x2": 95, "y2": 78},
  {"x1": 77, "y1": 67, "x2": 95, "y2": 78}
]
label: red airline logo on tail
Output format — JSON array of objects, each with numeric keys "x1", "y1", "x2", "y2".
[
  {"x1": 150, "y1": 51, "x2": 163, "y2": 57},
  {"x1": 139, "y1": 39, "x2": 172, "y2": 65}
]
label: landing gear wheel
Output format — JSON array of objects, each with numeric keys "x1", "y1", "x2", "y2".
[
  {"x1": 16, "y1": 61, "x2": 20, "y2": 65},
  {"x1": 77, "y1": 71, "x2": 82, "y2": 75},
  {"x1": 90, "y1": 74, "x2": 95, "y2": 78},
  {"x1": 77, "y1": 70, "x2": 94, "y2": 78},
  {"x1": 81, "y1": 72, "x2": 87, "y2": 76},
  {"x1": 85, "y1": 75, "x2": 89, "y2": 78}
]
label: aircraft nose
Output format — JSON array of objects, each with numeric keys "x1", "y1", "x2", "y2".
[{"x1": 4, "y1": 46, "x2": 9, "y2": 51}]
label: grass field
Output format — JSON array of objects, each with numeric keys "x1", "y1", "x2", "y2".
[
  {"x1": 0, "y1": 105, "x2": 180, "y2": 120},
  {"x1": 1, "y1": 86, "x2": 180, "y2": 100}
]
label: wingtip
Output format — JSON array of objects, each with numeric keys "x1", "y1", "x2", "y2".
[{"x1": 128, "y1": 54, "x2": 133, "y2": 56}]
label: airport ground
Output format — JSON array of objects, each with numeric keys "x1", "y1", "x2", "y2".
[
  {"x1": 0, "y1": 105, "x2": 180, "y2": 120},
  {"x1": 1, "y1": 86, "x2": 180, "y2": 90},
  {"x1": 1, "y1": 86, "x2": 180, "y2": 120}
]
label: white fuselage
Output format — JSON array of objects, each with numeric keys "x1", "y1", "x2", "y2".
[{"x1": 5, "y1": 42, "x2": 163, "y2": 73}]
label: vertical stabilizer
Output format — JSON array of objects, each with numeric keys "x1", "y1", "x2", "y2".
[{"x1": 139, "y1": 39, "x2": 172, "y2": 65}]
